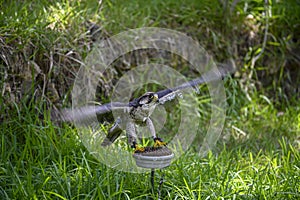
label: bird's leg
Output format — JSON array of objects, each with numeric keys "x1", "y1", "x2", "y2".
[
  {"x1": 146, "y1": 118, "x2": 166, "y2": 147},
  {"x1": 126, "y1": 121, "x2": 136, "y2": 147},
  {"x1": 146, "y1": 117, "x2": 156, "y2": 138},
  {"x1": 126, "y1": 121, "x2": 144, "y2": 152}
]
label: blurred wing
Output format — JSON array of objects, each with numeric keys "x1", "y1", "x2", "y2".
[
  {"x1": 53, "y1": 60, "x2": 236, "y2": 123},
  {"x1": 156, "y1": 61, "x2": 235, "y2": 104},
  {"x1": 101, "y1": 117, "x2": 123, "y2": 146},
  {"x1": 54, "y1": 102, "x2": 129, "y2": 123}
]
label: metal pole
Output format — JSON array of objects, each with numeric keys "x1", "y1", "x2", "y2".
[
  {"x1": 158, "y1": 171, "x2": 165, "y2": 199},
  {"x1": 151, "y1": 168, "x2": 155, "y2": 194}
]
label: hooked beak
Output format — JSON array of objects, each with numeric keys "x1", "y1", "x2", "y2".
[{"x1": 153, "y1": 93, "x2": 159, "y2": 102}]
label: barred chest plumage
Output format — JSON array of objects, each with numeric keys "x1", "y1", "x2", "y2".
[{"x1": 129, "y1": 92, "x2": 159, "y2": 124}]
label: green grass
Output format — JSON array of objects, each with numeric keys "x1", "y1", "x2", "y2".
[
  {"x1": 1, "y1": 100, "x2": 299, "y2": 199},
  {"x1": 1, "y1": 0, "x2": 299, "y2": 199}
]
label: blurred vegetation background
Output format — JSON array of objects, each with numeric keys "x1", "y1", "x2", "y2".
[{"x1": 1, "y1": 0, "x2": 299, "y2": 109}]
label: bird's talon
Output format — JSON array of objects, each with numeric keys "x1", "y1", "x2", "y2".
[
  {"x1": 153, "y1": 138, "x2": 167, "y2": 147},
  {"x1": 134, "y1": 145, "x2": 145, "y2": 153}
]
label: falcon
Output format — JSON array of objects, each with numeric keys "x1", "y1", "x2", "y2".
[{"x1": 54, "y1": 63, "x2": 235, "y2": 152}]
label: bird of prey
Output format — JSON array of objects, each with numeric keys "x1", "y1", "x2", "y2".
[
  {"x1": 103, "y1": 92, "x2": 164, "y2": 152},
  {"x1": 54, "y1": 63, "x2": 235, "y2": 152}
]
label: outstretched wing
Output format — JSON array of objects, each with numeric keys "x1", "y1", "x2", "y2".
[
  {"x1": 157, "y1": 61, "x2": 235, "y2": 104},
  {"x1": 54, "y1": 102, "x2": 129, "y2": 123},
  {"x1": 53, "y1": 61, "x2": 235, "y2": 123}
]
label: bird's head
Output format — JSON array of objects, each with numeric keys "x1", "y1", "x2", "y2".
[{"x1": 137, "y1": 92, "x2": 159, "y2": 106}]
